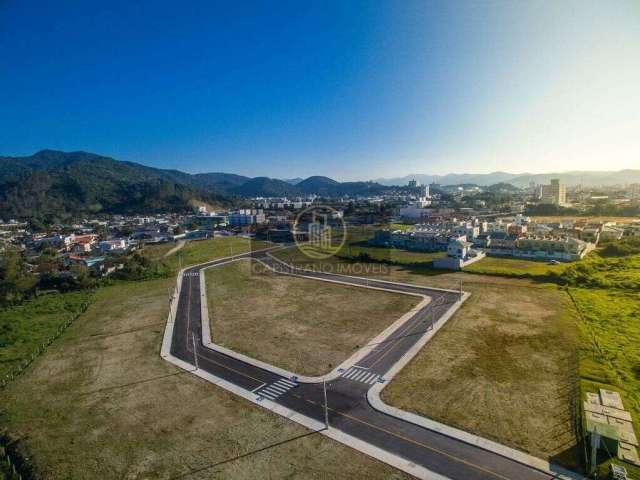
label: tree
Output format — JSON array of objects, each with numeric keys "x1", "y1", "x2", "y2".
[{"x1": 0, "y1": 249, "x2": 37, "y2": 306}]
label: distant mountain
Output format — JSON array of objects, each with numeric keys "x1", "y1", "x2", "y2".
[
  {"x1": 374, "y1": 170, "x2": 640, "y2": 187},
  {"x1": 0, "y1": 150, "x2": 398, "y2": 219},
  {"x1": 231, "y1": 177, "x2": 301, "y2": 197},
  {"x1": 484, "y1": 182, "x2": 521, "y2": 193},
  {"x1": 297, "y1": 176, "x2": 340, "y2": 196},
  {"x1": 191, "y1": 172, "x2": 251, "y2": 192},
  {"x1": 374, "y1": 172, "x2": 516, "y2": 187},
  {"x1": 6, "y1": 149, "x2": 635, "y2": 220},
  {"x1": 507, "y1": 170, "x2": 640, "y2": 188},
  {"x1": 282, "y1": 177, "x2": 303, "y2": 185},
  {"x1": 0, "y1": 150, "x2": 230, "y2": 219}
]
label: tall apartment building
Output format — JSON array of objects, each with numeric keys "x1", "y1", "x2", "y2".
[{"x1": 540, "y1": 179, "x2": 567, "y2": 205}]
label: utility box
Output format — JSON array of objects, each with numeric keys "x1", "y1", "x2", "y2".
[{"x1": 587, "y1": 419, "x2": 620, "y2": 456}]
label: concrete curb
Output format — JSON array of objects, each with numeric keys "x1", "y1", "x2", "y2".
[
  {"x1": 199, "y1": 256, "x2": 431, "y2": 383},
  {"x1": 161, "y1": 261, "x2": 451, "y2": 480},
  {"x1": 367, "y1": 293, "x2": 585, "y2": 480},
  {"x1": 266, "y1": 250, "x2": 464, "y2": 294},
  {"x1": 163, "y1": 248, "x2": 585, "y2": 480}
]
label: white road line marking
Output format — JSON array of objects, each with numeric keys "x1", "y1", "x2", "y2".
[
  {"x1": 366, "y1": 373, "x2": 380, "y2": 384},
  {"x1": 251, "y1": 383, "x2": 266, "y2": 392},
  {"x1": 269, "y1": 384, "x2": 288, "y2": 393},
  {"x1": 260, "y1": 391, "x2": 277, "y2": 399},
  {"x1": 353, "y1": 365, "x2": 369, "y2": 370},
  {"x1": 344, "y1": 369, "x2": 359, "y2": 379},
  {"x1": 354, "y1": 371, "x2": 368, "y2": 381},
  {"x1": 362, "y1": 373, "x2": 376, "y2": 383},
  {"x1": 279, "y1": 379, "x2": 296, "y2": 387}
]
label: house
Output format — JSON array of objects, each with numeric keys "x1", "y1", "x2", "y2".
[
  {"x1": 65, "y1": 255, "x2": 106, "y2": 269},
  {"x1": 433, "y1": 238, "x2": 485, "y2": 270},
  {"x1": 447, "y1": 239, "x2": 474, "y2": 259},
  {"x1": 600, "y1": 226, "x2": 624, "y2": 241},
  {"x1": 97, "y1": 239, "x2": 128, "y2": 253},
  {"x1": 71, "y1": 234, "x2": 98, "y2": 253}
]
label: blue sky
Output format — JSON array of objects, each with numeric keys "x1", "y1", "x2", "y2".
[{"x1": 1, "y1": 1, "x2": 639, "y2": 180}]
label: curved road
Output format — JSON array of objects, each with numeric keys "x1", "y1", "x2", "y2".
[{"x1": 168, "y1": 249, "x2": 561, "y2": 480}]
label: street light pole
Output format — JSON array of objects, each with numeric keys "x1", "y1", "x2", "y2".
[
  {"x1": 191, "y1": 332, "x2": 199, "y2": 370},
  {"x1": 323, "y1": 379, "x2": 329, "y2": 429}
]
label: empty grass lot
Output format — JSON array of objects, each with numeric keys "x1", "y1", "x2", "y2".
[
  {"x1": 0, "y1": 290, "x2": 90, "y2": 378},
  {"x1": 570, "y1": 288, "x2": 640, "y2": 478},
  {"x1": 462, "y1": 255, "x2": 569, "y2": 278},
  {"x1": 205, "y1": 258, "x2": 420, "y2": 376},
  {"x1": 382, "y1": 280, "x2": 581, "y2": 467},
  {"x1": 273, "y1": 247, "x2": 583, "y2": 464},
  {"x1": 0, "y1": 238, "x2": 410, "y2": 480}
]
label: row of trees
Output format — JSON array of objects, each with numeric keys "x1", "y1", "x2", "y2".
[{"x1": 525, "y1": 202, "x2": 640, "y2": 216}]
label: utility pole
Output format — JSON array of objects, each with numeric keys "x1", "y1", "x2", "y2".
[
  {"x1": 323, "y1": 379, "x2": 329, "y2": 429},
  {"x1": 191, "y1": 332, "x2": 199, "y2": 370}
]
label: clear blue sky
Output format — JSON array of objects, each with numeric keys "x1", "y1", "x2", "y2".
[{"x1": 1, "y1": 1, "x2": 639, "y2": 180}]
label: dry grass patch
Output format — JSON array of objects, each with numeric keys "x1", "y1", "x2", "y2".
[
  {"x1": 382, "y1": 280, "x2": 581, "y2": 468},
  {"x1": 205, "y1": 259, "x2": 420, "y2": 376},
  {"x1": 1, "y1": 276, "x2": 409, "y2": 480}
]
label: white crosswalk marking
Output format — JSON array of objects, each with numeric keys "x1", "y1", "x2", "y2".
[
  {"x1": 257, "y1": 378, "x2": 298, "y2": 400},
  {"x1": 341, "y1": 367, "x2": 380, "y2": 385}
]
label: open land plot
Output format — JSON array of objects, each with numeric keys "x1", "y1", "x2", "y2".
[
  {"x1": 0, "y1": 290, "x2": 90, "y2": 378},
  {"x1": 205, "y1": 259, "x2": 421, "y2": 376},
  {"x1": 156, "y1": 236, "x2": 272, "y2": 268},
  {"x1": 339, "y1": 242, "x2": 446, "y2": 265},
  {"x1": 462, "y1": 255, "x2": 569, "y2": 278},
  {"x1": 0, "y1": 273, "x2": 410, "y2": 479},
  {"x1": 570, "y1": 287, "x2": 640, "y2": 478},
  {"x1": 382, "y1": 280, "x2": 582, "y2": 468}
]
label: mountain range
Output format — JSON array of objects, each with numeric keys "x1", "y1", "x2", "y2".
[
  {"x1": 0, "y1": 151, "x2": 391, "y2": 219},
  {"x1": 2, "y1": 150, "x2": 638, "y2": 219},
  {"x1": 374, "y1": 170, "x2": 640, "y2": 188}
]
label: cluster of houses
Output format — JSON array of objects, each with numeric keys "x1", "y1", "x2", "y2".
[
  {"x1": 371, "y1": 215, "x2": 640, "y2": 269},
  {"x1": 0, "y1": 214, "x2": 183, "y2": 278}
]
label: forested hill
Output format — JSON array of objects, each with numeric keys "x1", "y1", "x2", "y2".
[
  {"x1": 0, "y1": 150, "x2": 398, "y2": 219},
  {"x1": 0, "y1": 150, "x2": 231, "y2": 219}
]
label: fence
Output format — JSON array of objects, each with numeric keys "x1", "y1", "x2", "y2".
[
  {"x1": 0, "y1": 300, "x2": 90, "y2": 391},
  {"x1": 0, "y1": 298, "x2": 91, "y2": 479}
]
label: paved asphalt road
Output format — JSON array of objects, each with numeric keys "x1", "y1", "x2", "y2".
[{"x1": 169, "y1": 249, "x2": 559, "y2": 480}]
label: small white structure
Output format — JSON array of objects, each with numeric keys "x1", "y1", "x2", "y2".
[{"x1": 433, "y1": 238, "x2": 486, "y2": 270}]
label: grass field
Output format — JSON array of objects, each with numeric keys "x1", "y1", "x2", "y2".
[
  {"x1": 462, "y1": 255, "x2": 569, "y2": 278},
  {"x1": 339, "y1": 242, "x2": 446, "y2": 265},
  {"x1": 570, "y1": 288, "x2": 640, "y2": 478},
  {"x1": 275, "y1": 241, "x2": 640, "y2": 473},
  {"x1": 0, "y1": 290, "x2": 90, "y2": 378},
  {"x1": 144, "y1": 236, "x2": 272, "y2": 269},
  {"x1": 205, "y1": 259, "x2": 420, "y2": 376},
  {"x1": 382, "y1": 281, "x2": 581, "y2": 467},
  {"x1": 0, "y1": 239, "x2": 410, "y2": 479}
]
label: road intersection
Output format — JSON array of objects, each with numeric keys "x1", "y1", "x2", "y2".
[{"x1": 162, "y1": 247, "x2": 576, "y2": 480}]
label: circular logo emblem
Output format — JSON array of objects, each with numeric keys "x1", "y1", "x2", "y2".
[{"x1": 293, "y1": 205, "x2": 347, "y2": 259}]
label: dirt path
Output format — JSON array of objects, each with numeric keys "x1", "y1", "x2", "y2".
[{"x1": 163, "y1": 239, "x2": 185, "y2": 258}]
